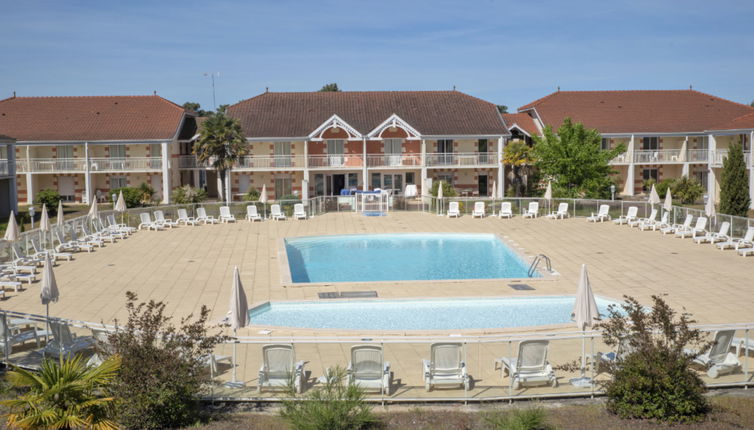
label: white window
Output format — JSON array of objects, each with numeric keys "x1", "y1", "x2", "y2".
[
  {"x1": 384, "y1": 138, "x2": 402, "y2": 166},
  {"x1": 274, "y1": 142, "x2": 292, "y2": 167},
  {"x1": 601, "y1": 138, "x2": 610, "y2": 151},
  {"x1": 110, "y1": 145, "x2": 126, "y2": 158},
  {"x1": 326, "y1": 139, "x2": 345, "y2": 167},
  {"x1": 642, "y1": 137, "x2": 658, "y2": 150},
  {"x1": 110, "y1": 176, "x2": 127, "y2": 189},
  {"x1": 275, "y1": 176, "x2": 292, "y2": 199},
  {"x1": 436, "y1": 173, "x2": 453, "y2": 186}
]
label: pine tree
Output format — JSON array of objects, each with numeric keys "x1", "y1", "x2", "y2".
[{"x1": 719, "y1": 140, "x2": 751, "y2": 216}]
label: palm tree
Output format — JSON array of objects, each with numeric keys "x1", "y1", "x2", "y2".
[
  {"x1": 2, "y1": 354, "x2": 121, "y2": 430},
  {"x1": 503, "y1": 140, "x2": 534, "y2": 197},
  {"x1": 194, "y1": 113, "x2": 249, "y2": 204}
]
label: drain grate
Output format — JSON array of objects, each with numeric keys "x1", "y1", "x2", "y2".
[
  {"x1": 508, "y1": 283, "x2": 535, "y2": 291},
  {"x1": 318, "y1": 291, "x2": 378, "y2": 299}
]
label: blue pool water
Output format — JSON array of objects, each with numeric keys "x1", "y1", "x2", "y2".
[
  {"x1": 284, "y1": 233, "x2": 536, "y2": 283},
  {"x1": 250, "y1": 296, "x2": 620, "y2": 330}
]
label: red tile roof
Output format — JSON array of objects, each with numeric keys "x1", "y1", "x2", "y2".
[
  {"x1": 709, "y1": 111, "x2": 754, "y2": 131},
  {"x1": 0, "y1": 95, "x2": 189, "y2": 142},
  {"x1": 502, "y1": 113, "x2": 539, "y2": 136},
  {"x1": 518, "y1": 90, "x2": 754, "y2": 134},
  {"x1": 227, "y1": 91, "x2": 509, "y2": 137}
]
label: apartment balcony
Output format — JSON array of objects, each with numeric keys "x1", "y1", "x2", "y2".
[
  {"x1": 610, "y1": 152, "x2": 631, "y2": 165},
  {"x1": 16, "y1": 158, "x2": 87, "y2": 173},
  {"x1": 89, "y1": 157, "x2": 162, "y2": 172},
  {"x1": 425, "y1": 152, "x2": 497, "y2": 168},
  {"x1": 366, "y1": 153, "x2": 423, "y2": 168},
  {"x1": 0, "y1": 160, "x2": 14, "y2": 177},
  {"x1": 633, "y1": 149, "x2": 683, "y2": 164},
  {"x1": 236, "y1": 155, "x2": 305, "y2": 171},
  {"x1": 687, "y1": 149, "x2": 709, "y2": 163},
  {"x1": 307, "y1": 155, "x2": 364, "y2": 169}
]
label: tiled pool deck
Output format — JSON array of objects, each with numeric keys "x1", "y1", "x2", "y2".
[{"x1": 5, "y1": 212, "x2": 753, "y2": 399}]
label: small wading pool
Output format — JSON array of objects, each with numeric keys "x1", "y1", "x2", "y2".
[
  {"x1": 250, "y1": 296, "x2": 620, "y2": 331},
  {"x1": 284, "y1": 233, "x2": 538, "y2": 283}
]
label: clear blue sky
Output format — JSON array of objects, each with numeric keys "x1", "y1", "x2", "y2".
[{"x1": 2, "y1": 0, "x2": 753, "y2": 112}]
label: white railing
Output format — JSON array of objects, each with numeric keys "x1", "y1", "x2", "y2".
[
  {"x1": 16, "y1": 158, "x2": 87, "y2": 173},
  {"x1": 366, "y1": 153, "x2": 423, "y2": 168},
  {"x1": 236, "y1": 155, "x2": 305, "y2": 170},
  {"x1": 713, "y1": 149, "x2": 729, "y2": 166},
  {"x1": 177, "y1": 155, "x2": 209, "y2": 169},
  {"x1": 89, "y1": 157, "x2": 162, "y2": 171},
  {"x1": 746, "y1": 151, "x2": 752, "y2": 167},
  {"x1": 610, "y1": 152, "x2": 630, "y2": 164},
  {"x1": 308, "y1": 154, "x2": 364, "y2": 168},
  {"x1": 687, "y1": 149, "x2": 709, "y2": 163},
  {"x1": 425, "y1": 152, "x2": 497, "y2": 167},
  {"x1": 633, "y1": 149, "x2": 683, "y2": 164},
  {"x1": 0, "y1": 159, "x2": 13, "y2": 176}
]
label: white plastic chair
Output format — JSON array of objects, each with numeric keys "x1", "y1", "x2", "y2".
[
  {"x1": 257, "y1": 344, "x2": 305, "y2": 393},
  {"x1": 177, "y1": 209, "x2": 198, "y2": 226},
  {"x1": 347, "y1": 345, "x2": 391, "y2": 395},
  {"x1": 522, "y1": 202, "x2": 539, "y2": 218},
  {"x1": 196, "y1": 207, "x2": 219, "y2": 224},
  {"x1": 694, "y1": 221, "x2": 729, "y2": 244},
  {"x1": 676, "y1": 216, "x2": 707, "y2": 238},
  {"x1": 587, "y1": 204, "x2": 611, "y2": 222},
  {"x1": 154, "y1": 210, "x2": 178, "y2": 228},
  {"x1": 498, "y1": 202, "x2": 513, "y2": 219},
  {"x1": 447, "y1": 202, "x2": 461, "y2": 218},
  {"x1": 422, "y1": 342, "x2": 470, "y2": 391},
  {"x1": 716, "y1": 226, "x2": 754, "y2": 251},
  {"x1": 496, "y1": 339, "x2": 557, "y2": 389},
  {"x1": 546, "y1": 202, "x2": 569, "y2": 219},
  {"x1": 471, "y1": 202, "x2": 485, "y2": 218},
  {"x1": 686, "y1": 330, "x2": 740, "y2": 378},
  {"x1": 246, "y1": 205, "x2": 262, "y2": 222},
  {"x1": 270, "y1": 204, "x2": 286, "y2": 221},
  {"x1": 661, "y1": 214, "x2": 692, "y2": 235},
  {"x1": 635, "y1": 209, "x2": 658, "y2": 229},
  {"x1": 43, "y1": 321, "x2": 96, "y2": 358},
  {"x1": 293, "y1": 204, "x2": 307, "y2": 220},
  {"x1": 138, "y1": 213, "x2": 163, "y2": 231},
  {"x1": 219, "y1": 206, "x2": 236, "y2": 223},
  {"x1": 614, "y1": 206, "x2": 638, "y2": 225}
]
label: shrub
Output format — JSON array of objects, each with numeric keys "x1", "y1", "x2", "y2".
[
  {"x1": 431, "y1": 180, "x2": 457, "y2": 198},
  {"x1": 280, "y1": 367, "x2": 377, "y2": 430},
  {"x1": 112, "y1": 183, "x2": 155, "y2": 208},
  {"x1": 641, "y1": 178, "x2": 656, "y2": 193},
  {"x1": 653, "y1": 178, "x2": 675, "y2": 200},
  {"x1": 34, "y1": 188, "x2": 62, "y2": 214},
  {"x1": 172, "y1": 185, "x2": 207, "y2": 204},
  {"x1": 2, "y1": 354, "x2": 121, "y2": 429},
  {"x1": 671, "y1": 176, "x2": 705, "y2": 205},
  {"x1": 598, "y1": 295, "x2": 710, "y2": 422},
  {"x1": 484, "y1": 406, "x2": 555, "y2": 430},
  {"x1": 106, "y1": 292, "x2": 227, "y2": 429},
  {"x1": 244, "y1": 187, "x2": 260, "y2": 201}
]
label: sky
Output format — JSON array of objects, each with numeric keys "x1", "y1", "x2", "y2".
[{"x1": 2, "y1": 0, "x2": 753, "y2": 112}]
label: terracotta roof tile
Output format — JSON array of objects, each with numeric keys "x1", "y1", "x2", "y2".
[
  {"x1": 227, "y1": 91, "x2": 508, "y2": 137},
  {"x1": 0, "y1": 95, "x2": 188, "y2": 142},
  {"x1": 709, "y1": 111, "x2": 754, "y2": 131},
  {"x1": 518, "y1": 90, "x2": 754, "y2": 134},
  {"x1": 502, "y1": 113, "x2": 539, "y2": 136}
]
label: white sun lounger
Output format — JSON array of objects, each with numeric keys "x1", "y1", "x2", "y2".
[
  {"x1": 685, "y1": 330, "x2": 740, "y2": 378},
  {"x1": 154, "y1": 210, "x2": 179, "y2": 228},
  {"x1": 0, "y1": 316, "x2": 49, "y2": 355},
  {"x1": 106, "y1": 215, "x2": 136, "y2": 235},
  {"x1": 347, "y1": 344, "x2": 391, "y2": 395},
  {"x1": 716, "y1": 226, "x2": 754, "y2": 250},
  {"x1": 196, "y1": 207, "x2": 218, "y2": 224},
  {"x1": 246, "y1": 205, "x2": 262, "y2": 222},
  {"x1": 635, "y1": 209, "x2": 658, "y2": 229},
  {"x1": 422, "y1": 342, "x2": 470, "y2": 391},
  {"x1": 675, "y1": 216, "x2": 707, "y2": 238},
  {"x1": 447, "y1": 202, "x2": 461, "y2": 218},
  {"x1": 694, "y1": 221, "x2": 730, "y2": 245},
  {"x1": 257, "y1": 344, "x2": 305, "y2": 393},
  {"x1": 522, "y1": 202, "x2": 539, "y2": 219},
  {"x1": 72, "y1": 228, "x2": 103, "y2": 248},
  {"x1": 177, "y1": 208, "x2": 198, "y2": 226},
  {"x1": 43, "y1": 321, "x2": 96, "y2": 358},
  {"x1": 545, "y1": 202, "x2": 569, "y2": 219},
  {"x1": 95, "y1": 218, "x2": 126, "y2": 240},
  {"x1": 293, "y1": 203, "x2": 307, "y2": 220},
  {"x1": 219, "y1": 206, "x2": 236, "y2": 223},
  {"x1": 270, "y1": 204, "x2": 287, "y2": 221},
  {"x1": 138, "y1": 213, "x2": 164, "y2": 231},
  {"x1": 498, "y1": 202, "x2": 513, "y2": 219},
  {"x1": 614, "y1": 206, "x2": 638, "y2": 225},
  {"x1": 661, "y1": 214, "x2": 692, "y2": 235},
  {"x1": 31, "y1": 237, "x2": 72, "y2": 262},
  {"x1": 82, "y1": 223, "x2": 113, "y2": 244},
  {"x1": 55, "y1": 230, "x2": 89, "y2": 253},
  {"x1": 471, "y1": 202, "x2": 486, "y2": 218},
  {"x1": 495, "y1": 339, "x2": 558, "y2": 389},
  {"x1": 11, "y1": 243, "x2": 44, "y2": 267},
  {"x1": 587, "y1": 204, "x2": 611, "y2": 222}
]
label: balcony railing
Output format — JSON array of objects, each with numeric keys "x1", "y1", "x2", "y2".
[
  {"x1": 610, "y1": 152, "x2": 630, "y2": 164},
  {"x1": 633, "y1": 149, "x2": 683, "y2": 164},
  {"x1": 0, "y1": 160, "x2": 13, "y2": 176},
  {"x1": 366, "y1": 153, "x2": 423, "y2": 168},
  {"x1": 89, "y1": 157, "x2": 162, "y2": 172},
  {"x1": 687, "y1": 149, "x2": 709, "y2": 163},
  {"x1": 425, "y1": 152, "x2": 497, "y2": 167},
  {"x1": 712, "y1": 149, "x2": 729, "y2": 166},
  {"x1": 16, "y1": 158, "x2": 87, "y2": 173},
  {"x1": 236, "y1": 155, "x2": 305, "y2": 170},
  {"x1": 308, "y1": 154, "x2": 364, "y2": 168}
]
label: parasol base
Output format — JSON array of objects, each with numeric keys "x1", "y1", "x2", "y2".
[{"x1": 569, "y1": 377, "x2": 594, "y2": 387}]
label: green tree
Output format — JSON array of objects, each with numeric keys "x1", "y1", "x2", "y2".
[
  {"x1": 2, "y1": 354, "x2": 121, "y2": 430},
  {"x1": 171, "y1": 185, "x2": 207, "y2": 204},
  {"x1": 34, "y1": 189, "x2": 62, "y2": 214},
  {"x1": 719, "y1": 141, "x2": 751, "y2": 216},
  {"x1": 182, "y1": 102, "x2": 210, "y2": 116},
  {"x1": 319, "y1": 83, "x2": 341, "y2": 92},
  {"x1": 532, "y1": 118, "x2": 625, "y2": 199},
  {"x1": 496, "y1": 105, "x2": 508, "y2": 114},
  {"x1": 194, "y1": 113, "x2": 249, "y2": 203},
  {"x1": 503, "y1": 141, "x2": 534, "y2": 197}
]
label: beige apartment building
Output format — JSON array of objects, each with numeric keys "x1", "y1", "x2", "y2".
[{"x1": 516, "y1": 90, "x2": 754, "y2": 207}]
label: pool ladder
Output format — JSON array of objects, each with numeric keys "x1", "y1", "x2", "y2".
[{"x1": 528, "y1": 254, "x2": 552, "y2": 277}]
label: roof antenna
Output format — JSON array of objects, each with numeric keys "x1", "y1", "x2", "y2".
[
  {"x1": 689, "y1": 84, "x2": 693, "y2": 90},
  {"x1": 452, "y1": 85, "x2": 456, "y2": 91},
  {"x1": 557, "y1": 86, "x2": 560, "y2": 92},
  {"x1": 12, "y1": 91, "x2": 16, "y2": 98},
  {"x1": 265, "y1": 87, "x2": 269, "y2": 93},
  {"x1": 153, "y1": 90, "x2": 157, "y2": 95}
]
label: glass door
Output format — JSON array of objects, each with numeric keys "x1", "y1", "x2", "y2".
[
  {"x1": 326, "y1": 139, "x2": 345, "y2": 167},
  {"x1": 382, "y1": 173, "x2": 403, "y2": 193},
  {"x1": 384, "y1": 138, "x2": 402, "y2": 166},
  {"x1": 478, "y1": 139, "x2": 488, "y2": 163},
  {"x1": 274, "y1": 142, "x2": 292, "y2": 168},
  {"x1": 110, "y1": 144, "x2": 126, "y2": 169},
  {"x1": 437, "y1": 139, "x2": 454, "y2": 165},
  {"x1": 150, "y1": 143, "x2": 162, "y2": 169},
  {"x1": 57, "y1": 145, "x2": 74, "y2": 170}
]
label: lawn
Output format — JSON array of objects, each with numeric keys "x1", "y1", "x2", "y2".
[{"x1": 192, "y1": 394, "x2": 754, "y2": 430}]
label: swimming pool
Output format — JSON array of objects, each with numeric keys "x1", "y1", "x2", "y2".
[
  {"x1": 250, "y1": 296, "x2": 619, "y2": 331},
  {"x1": 284, "y1": 233, "x2": 537, "y2": 283}
]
